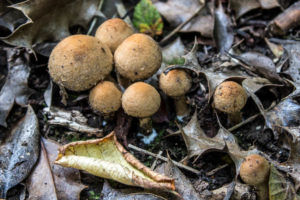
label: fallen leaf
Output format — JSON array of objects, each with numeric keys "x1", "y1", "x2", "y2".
[
  {"x1": 265, "y1": 38, "x2": 284, "y2": 58},
  {"x1": 181, "y1": 112, "x2": 226, "y2": 159},
  {"x1": 0, "y1": 48, "x2": 33, "y2": 127},
  {"x1": 155, "y1": 157, "x2": 202, "y2": 200},
  {"x1": 2, "y1": 0, "x2": 99, "y2": 51},
  {"x1": 55, "y1": 131, "x2": 175, "y2": 191},
  {"x1": 213, "y1": 2, "x2": 234, "y2": 54},
  {"x1": 101, "y1": 181, "x2": 164, "y2": 200},
  {"x1": 269, "y1": 165, "x2": 300, "y2": 200},
  {"x1": 162, "y1": 37, "x2": 185, "y2": 65},
  {"x1": 26, "y1": 137, "x2": 86, "y2": 200},
  {"x1": 230, "y1": 0, "x2": 260, "y2": 18},
  {"x1": 114, "y1": 110, "x2": 133, "y2": 147},
  {"x1": 44, "y1": 81, "x2": 53, "y2": 108},
  {"x1": 154, "y1": 0, "x2": 213, "y2": 37},
  {"x1": 258, "y1": 0, "x2": 280, "y2": 9},
  {"x1": 0, "y1": 105, "x2": 40, "y2": 198},
  {"x1": 282, "y1": 41, "x2": 300, "y2": 85}
]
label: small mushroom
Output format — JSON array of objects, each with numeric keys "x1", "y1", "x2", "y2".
[
  {"x1": 48, "y1": 35, "x2": 113, "y2": 91},
  {"x1": 213, "y1": 81, "x2": 247, "y2": 125},
  {"x1": 95, "y1": 18, "x2": 134, "y2": 53},
  {"x1": 122, "y1": 82, "x2": 161, "y2": 132},
  {"x1": 89, "y1": 81, "x2": 122, "y2": 116},
  {"x1": 240, "y1": 154, "x2": 270, "y2": 200},
  {"x1": 114, "y1": 33, "x2": 162, "y2": 81},
  {"x1": 159, "y1": 69, "x2": 192, "y2": 117}
]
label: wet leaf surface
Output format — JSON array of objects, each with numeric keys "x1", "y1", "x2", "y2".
[
  {"x1": 0, "y1": 106, "x2": 40, "y2": 198},
  {"x1": 26, "y1": 137, "x2": 86, "y2": 200},
  {"x1": 0, "y1": 48, "x2": 33, "y2": 127}
]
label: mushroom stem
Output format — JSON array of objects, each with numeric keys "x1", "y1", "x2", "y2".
[
  {"x1": 174, "y1": 96, "x2": 189, "y2": 117},
  {"x1": 228, "y1": 112, "x2": 242, "y2": 125},
  {"x1": 255, "y1": 181, "x2": 269, "y2": 200},
  {"x1": 139, "y1": 117, "x2": 152, "y2": 133}
]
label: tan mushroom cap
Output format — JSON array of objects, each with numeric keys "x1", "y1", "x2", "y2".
[
  {"x1": 95, "y1": 18, "x2": 134, "y2": 53},
  {"x1": 114, "y1": 33, "x2": 162, "y2": 81},
  {"x1": 213, "y1": 81, "x2": 247, "y2": 113},
  {"x1": 48, "y1": 34, "x2": 113, "y2": 91},
  {"x1": 159, "y1": 69, "x2": 192, "y2": 97},
  {"x1": 240, "y1": 154, "x2": 270, "y2": 186},
  {"x1": 89, "y1": 81, "x2": 122, "y2": 114},
  {"x1": 122, "y1": 82, "x2": 161, "y2": 118}
]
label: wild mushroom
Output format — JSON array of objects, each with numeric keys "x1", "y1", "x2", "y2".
[
  {"x1": 213, "y1": 81, "x2": 247, "y2": 125},
  {"x1": 122, "y1": 82, "x2": 161, "y2": 132},
  {"x1": 114, "y1": 33, "x2": 162, "y2": 81},
  {"x1": 159, "y1": 69, "x2": 192, "y2": 117},
  {"x1": 89, "y1": 81, "x2": 122, "y2": 116},
  {"x1": 48, "y1": 35, "x2": 113, "y2": 91},
  {"x1": 240, "y1": 154, "x2": 270, "y2": 200},
  {"x1": 95, "y1": 18, "x2": 134, "y2": 53}
]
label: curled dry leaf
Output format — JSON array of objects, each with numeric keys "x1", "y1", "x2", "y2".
[
  {"x1": 101, "y1": 181, "x2": 164, "y2": 200},
  {"x1": 0, "y1": 106, "x2": 40, "y2": 198},
  {"x1": 154, "y1": 0, "x2": 213, "y2": 37},
  {"x1": 0, "y1": 48, "x2": 33, "y2": 127},
  {"x1": 26, "y1": 138, "x2": 86, "y2": 200},
  {"x1": 2, "y1": 0, "x2": 99, "y2": 52},
  {"x1": 55, "y1": 131, "x2": 175, "y2": 191}
]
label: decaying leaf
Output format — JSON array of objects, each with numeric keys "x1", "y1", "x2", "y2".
[
  {"x1": 181, "y1": 112, "x2": 226, "y2": 159},
  {"x1": 0, "y1": 48, "x2": 33, "y2": 127},
  {"x1": 155, "y1": 157, "x2": 202, "y2": 200},
  {"x1": 154, "y1": 0, "x2": 213, "y2": 37},
  {"x1": 55, "y1": 132, "x2": 175, "y2": 191},
  {"x1": 283, "y1": 41, "x2": 300, "y2": 85},
  {"x1": 162, "y1": 37, "x2": 185, "y2": 65},
  {"x1": 0, "y1": 106, "x2": 40, "y2": 198},
  {"x1": 133, "y1": 0, "x2": 163, "y2": 37},
  {"x1": 101, "y1": 181, "x2": 164, "y2": 200},
  {"x1": 26, "y1": 138, "x2": 86, "y2": 200},
  {"x1": 2, "y1": 0, "x2": 99, "y2": 51},
  {"x1": 269, "y1": 165, "x2": 300, "y2": 200}
]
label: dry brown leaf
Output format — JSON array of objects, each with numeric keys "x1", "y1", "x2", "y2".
[
  {"x1": 55, "y1": 131, "x2": 175, "y2": 191},
  {"x1": 2, "y1": 0, "x2": 99, "y2": 50},
  {"x1": 27, "y1": 138, "x2": 86, "y2": 200}
]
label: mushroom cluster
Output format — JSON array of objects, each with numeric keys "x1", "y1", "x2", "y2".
[{"x1": 48, "y1": 18, "x2": 164, "y2": 131}]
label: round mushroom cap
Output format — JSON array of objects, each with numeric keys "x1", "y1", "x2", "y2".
[
  {"x1": 213, "y1": 81, "x2": 247, "y2": 114},
  {"x1": 89, "y1": 81, "x2": 122, "y2": 114},
  {"x1": 159, "y1": 69, "x2": 192, "y2": 97},
  {"x1": 122, "y1": 82, "x2": 161, "y2": 118},
  {"x1": 114, "y1": 33, "x2": 162, "y2": 81},
  {"x1": 95, "y1": 18, "x2": 134, "y2": 53},
  {"x1": 240, "y1": 154, "x2": 270, "y2": 186},
  {"x1": 48, "y1": 35, "x2": 113, "y2": 91}
]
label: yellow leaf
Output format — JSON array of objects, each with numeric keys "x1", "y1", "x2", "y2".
[{"x1": 55, "y1": 132, "x2": 175, "y2": 191}]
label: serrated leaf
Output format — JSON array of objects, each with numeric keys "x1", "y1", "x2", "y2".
[
  {"x1": 133, "y1": 0, "x2": 163, "y2": 37},
  {"x1": 55, "y1": 132, "x2": 175, "y2": 192}
]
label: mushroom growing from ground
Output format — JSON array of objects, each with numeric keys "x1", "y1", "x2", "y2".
[
  {"x1": 95, "y1": 18, "x2": 134, "y2": 53},
  {"x1": 213, "y1": 81, "x2": 247, "y2": 125},
  {"x1": 122, "y1": 82, "x2": 161, "y2": 132},
  {"x1": 240, "y1": 154, "x2": 270, "y2": 200},
  {"x1": 114, "y1": 33, "x2": 162, "y2": 81},
  {"x1": 89, "y1": 81, "x2": 122, "y2": 116},
  {"x1": 159, "y1": 69, "x2": 192, "y2": 117},
  {"x1": 48, "y1": 35, "x2": 113, "y2": 91}
]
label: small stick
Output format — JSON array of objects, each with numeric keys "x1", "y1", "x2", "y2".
[
  {"x1": 159, "y1": 5, "x2": 204, "y2": 45},
  {"x1": 128, "y1": 144, "x2": 200, "y2": 174},
  {"x1": 87, "y1": 0, "x2": 104, "y2": 35},
  {"x1": 151, "y1": 150, "x2": 163, "y2": 170},
  {"x1": 228, "y1": 113, "x2": 261, "y2": 132},
  {"x1": 206, "y1": 163, "x2": 229, "y2": 176}
]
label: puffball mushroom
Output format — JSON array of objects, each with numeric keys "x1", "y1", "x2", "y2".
[
  {"x1": 213, "y1": 81, "x2": 247, "y2": 125},
  {"x1": 89, "y1": 81, "x2": 122, "y2": 114},
  {"x1": 240, "y1": 154, "x2": 270, "y2": 200},
  {"x1": 114, "y1": 33, "x2": 162, "y2": 81},
  {"x1": 95, "y1": 18, "x2": 134, "y2": 53},
  {"x1": 48, "y1": 35, "x2": 113, "y2": 92},
  {"x1": 122, "y1": 82, "x2": 161, "y2": 132},
  {"x1": 159, "y1": 69, "x2": 192, "y2": 116}
]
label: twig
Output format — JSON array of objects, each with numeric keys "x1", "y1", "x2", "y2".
[
  {"x1": 206, "y1": 163, "x2": 229, "y2": 176},
  {"x1": 228, "y1": 113, "x2": 261, "y2": 132},
  {"x1": 159, "y1": 5, "x2": 204, "y2": 45},
  {"x1": 151, "y1": 150, "x2": 163, "y2": 170},
  {"x1": 128, "y1": 144, "x2": 200, "y2": 174},
  {"x1": 87, "y1": 0, "x2": 105, "y2": 35}
]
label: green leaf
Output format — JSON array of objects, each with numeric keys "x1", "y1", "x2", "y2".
[
  {"x1": 133, "y1": 0, "x2": 163, "y2": 37},
  {"x1": 269, "y1": 165, "x2": 300, "y2": 200}
]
